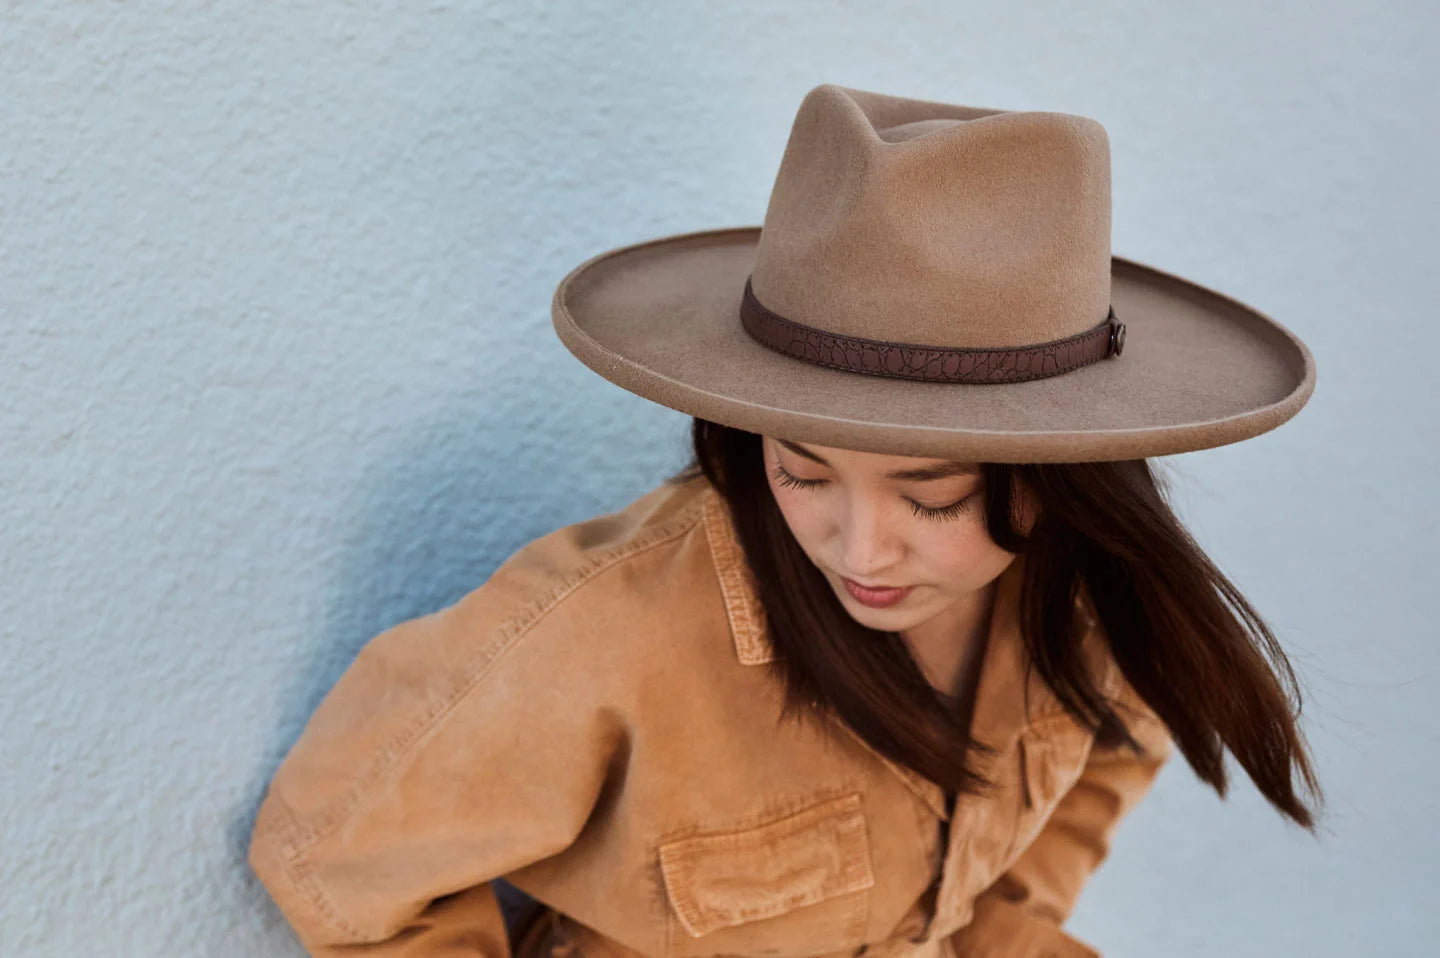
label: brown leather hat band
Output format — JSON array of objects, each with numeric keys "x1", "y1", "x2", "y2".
[{"x1": 740, "y1": 276, "x2": 1125, "y2": 384}]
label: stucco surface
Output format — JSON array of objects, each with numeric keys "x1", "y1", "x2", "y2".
[{"x1": 2, "y1": 2, "x2": 1435, "y2": 955}]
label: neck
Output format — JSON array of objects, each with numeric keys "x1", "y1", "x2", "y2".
[{"x1": 901, "y1": 576, "x2": 999, "y2": 701}]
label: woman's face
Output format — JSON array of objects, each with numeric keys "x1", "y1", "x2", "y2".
[{"x1": 761, "y1": 435, "x2": 1026, "y2": 638}]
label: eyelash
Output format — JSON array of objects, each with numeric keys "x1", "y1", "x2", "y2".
[{"x1": 770, "y1": 465, "x2": 977, "y2": 521}]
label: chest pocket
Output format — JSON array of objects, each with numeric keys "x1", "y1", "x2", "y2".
[
  {"x1": 658, "y1": 791, "x2": 875, "y2": 957},
  {"x1": 1003, "y1": 717, "x2": 1096, "y2": 868}
]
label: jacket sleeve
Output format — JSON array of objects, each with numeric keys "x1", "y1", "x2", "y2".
[
  {"x1": 247, "y1": 570, "x2": 625, "y2": 956},
  {"x1": 948, "y1": 677, "x2": 1174, "y2": 958}
]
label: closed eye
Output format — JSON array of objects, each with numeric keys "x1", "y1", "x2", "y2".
[{"x1": 770, "y1": 464, "x2": 977, "y2": 522}]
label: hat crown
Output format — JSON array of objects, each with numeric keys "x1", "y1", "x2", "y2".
[{"x1": 751, "y1": 84, "x2": 1113, "y2": 349}]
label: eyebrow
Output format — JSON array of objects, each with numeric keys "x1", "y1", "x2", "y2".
[{"x1": 777, "y1": 438, "x2": 981, "y2": 481}]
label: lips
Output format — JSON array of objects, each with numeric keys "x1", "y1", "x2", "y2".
[
  {"x1": 846, "y1": 578, "x2": 903, "y2": 590},
  {"x1": 841, "y1": 576, "x2": 913, "y2": 608}
]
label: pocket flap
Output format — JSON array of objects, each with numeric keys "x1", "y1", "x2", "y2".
[{"x1": 658, "y1": 792, "x2": 876, "y2": 938}]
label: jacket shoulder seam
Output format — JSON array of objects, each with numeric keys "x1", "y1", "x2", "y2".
[{"x1": 271, "y1": 492, "x2": 710, "y2": 866}]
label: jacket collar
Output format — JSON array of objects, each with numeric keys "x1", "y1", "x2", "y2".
[{"x1": 700, "y1": 483, "x2": 1119, "y2": 821}]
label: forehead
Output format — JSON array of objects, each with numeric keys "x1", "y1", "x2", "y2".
[{"x1": 772, "y1": 437, "x2": 980, "y2": 481}]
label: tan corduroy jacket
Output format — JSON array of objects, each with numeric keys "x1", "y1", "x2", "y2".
[{"x1": 249, "y1": 472, "x2": 1173, "y2": 958}]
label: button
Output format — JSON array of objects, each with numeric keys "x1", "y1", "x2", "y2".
[{"x1": 1109, "y1": 321, "x2": 1126, "y2": 357}]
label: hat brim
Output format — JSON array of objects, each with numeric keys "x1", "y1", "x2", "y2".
[{"x1": 552, "y1": 226, "x2": 1315, "y2": 462}]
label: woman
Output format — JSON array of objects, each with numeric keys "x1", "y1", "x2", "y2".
[{"x1": 249, "y1": 84, "x2": 1323, "y2": 957}]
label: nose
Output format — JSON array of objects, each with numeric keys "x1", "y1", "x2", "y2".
[{"x1": 838, "y1": 494, "x2": 904, "y2": 579}]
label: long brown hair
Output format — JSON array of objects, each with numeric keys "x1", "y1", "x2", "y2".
[{"x1": 666, "y1": 417, "x2": 1323, "y2": 831}]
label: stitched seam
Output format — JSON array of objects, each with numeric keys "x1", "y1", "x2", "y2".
[
  {"x1": 656, "y1": 791, "x2": 873, "y2": 937},
  {"x1": 303, "y1": 498, "x2": 707, "y2": 848},
  {"x1": 268, "y1": 493, "x2": 710, "y2": 937},
  {"x1": 252, "y1": 788, "x2": 367, "y2": 940},
  {"x1": 701, "y1": 489, "x2": 772, "y2": 664}
]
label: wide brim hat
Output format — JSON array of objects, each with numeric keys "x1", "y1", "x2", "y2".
[{"x1": 551, "y1": 84, "x2": 1316, "y2": 463}]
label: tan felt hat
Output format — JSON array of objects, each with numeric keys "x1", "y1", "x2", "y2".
[{"x1": 551, "y1": 83, "x2": 1316, "y2": 463}]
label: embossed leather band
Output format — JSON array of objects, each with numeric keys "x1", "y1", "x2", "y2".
[{"x1": 739, "y1": 276, "x2": 1125, "y2": 384}]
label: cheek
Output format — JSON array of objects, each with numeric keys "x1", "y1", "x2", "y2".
[
  {"x1": 770, "y1": 485, "x2": 823, "y2": 544},
  {"x1": 766, "y1": 479, "x2": 841, "y2": 566},
  {"x1": 920, "y1": 525, "x2": 1013, "y2": 584}
]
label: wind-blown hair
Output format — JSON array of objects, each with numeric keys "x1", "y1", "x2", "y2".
[{"x1": 666, "y1": 417, "x2": 1323, "y2": 830}]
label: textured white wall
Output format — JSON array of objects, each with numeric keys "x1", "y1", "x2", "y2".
[{"x1": 2, "y1": 1, "x2": 1435, "y2": 955}]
